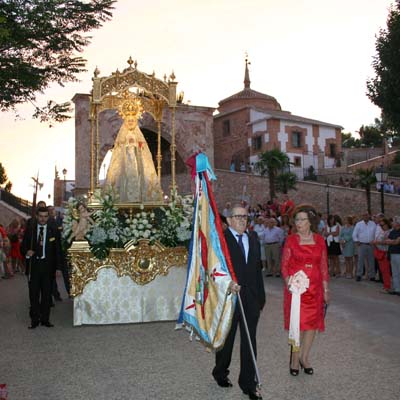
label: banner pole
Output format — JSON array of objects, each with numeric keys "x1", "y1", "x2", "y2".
[{"x1": 237, "y1": 292, "x2": 262, "y2": 389}]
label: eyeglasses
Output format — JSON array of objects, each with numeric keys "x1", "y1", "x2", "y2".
[
  {"x1": 231, "y1": 215, "x2": 248, "y2": 220},
  {"x1": 294, "y1": 217, "x2": 309, "y2": 222}
]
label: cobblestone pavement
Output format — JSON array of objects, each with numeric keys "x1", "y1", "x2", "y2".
[{"x1": 1, "y1": 273, "x2": 399, "y2": 400}]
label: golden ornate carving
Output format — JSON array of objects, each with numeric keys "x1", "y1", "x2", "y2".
[
  {"x1": 68, "y1": 239, "x2": 187, "y2": 297},
  {"x1": 89, "y1": 56, "x2": 178, "y2": 203},
  {"x1": 118, "y1": 92, "x2": 144, "y2": 120}
]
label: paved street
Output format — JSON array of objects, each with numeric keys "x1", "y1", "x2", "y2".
[{"x1": 1, "y1": 273, "x2": 399, "y2": 400}]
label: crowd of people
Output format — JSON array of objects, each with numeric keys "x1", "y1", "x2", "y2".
[
  {"x1": 216, "y1": 198, "x2": 399, "y2": 399},
  {"x1": 221, "y1": 194, "x2": 400, "y2": 296}
]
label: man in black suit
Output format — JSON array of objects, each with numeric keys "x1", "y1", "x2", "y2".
[
  {"x1": 212, "y1": 205, "x2": 265, "y2": 400},
  {"x1": 21, "y1": 207, "x2": 62, "y2": 329}
]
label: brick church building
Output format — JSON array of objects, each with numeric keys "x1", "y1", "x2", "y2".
[{"x1": 213, "y1": 59, "x2": 342, "y2": 178}]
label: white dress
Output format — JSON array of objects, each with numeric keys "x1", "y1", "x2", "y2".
[{"x1": 105, "y1": 122, "x2": 162, "y2": 203}]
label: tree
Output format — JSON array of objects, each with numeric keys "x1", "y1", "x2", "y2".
[
  {"x1": 0, "y1": 0, "x2": 115, "y2": 124},
  {"x1": 254, "y1": 149, "x2": 291, "y2": 200},
  {"x1": 355, "y1": 168, "x2": 377, "y2": 215},
  {"x1": 0, "y1": 162, "x2": 12, "y2": 191},
  {"x1": 341, "y1": 132, "x2": 361, "y2": 148},
  {"x1": 358, "y1": 123, "x2": 384, "y2": 147},
  {"x1": 276, "y1": 171, "x2": 298, "y2": 194},
  {"x1": 367, "y1": 1, "x2": 400, "y2": 135},
  {"x1": 4, "y1": 181, "x2": 12, "y2": 192}
]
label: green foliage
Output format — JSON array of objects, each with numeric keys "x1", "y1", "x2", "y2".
[
  {"x1": 367, "y1": 1, "x2": 400, "y2": 135},
  {"x1": 254, "y1": 149, "x2": 291, "y2": 200},
  {"x1": 393, "y1": 151, "x2": 400, "y2": 164},
  {"x1": 0, "y1": 0, "x2": 115, "y2": 124},
  {"x1": 358, "y1": 124, "x2": 384, "y2": 147},
  {"x1": 342, "y1": 132, "x2": 361, "y2": 148},
  {"x1": 387, "y1": 163, "x2": 400, "y2": 177},
  {"x1": 0, "y1": 161, "x2": 12, "y2": 190},
  {"x1": 276, "y1": 171, "x2": 298, "y2": 194},
  {"x1": 0, "y1": 162, "x2": 7, "y2": 184},
  {"x1": 4, "y1": 181, "x2": 12, "y2": 192},
  {"x1": 32, "y1": 100, "x2": 73, "y2": 127},
  {"x1": 355, "y1": 168, "x2": 377, "y2": 214}
]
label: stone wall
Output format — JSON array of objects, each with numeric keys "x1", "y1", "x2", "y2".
[
  {"x1": 347, "y1": 150, "x2": 399, "y2": 172},
  {"x1": 170, "y1": 169, "x2": 400, "y2": 217},
  {"x1": 0, "y1": 202, "x2": 29, "y2": 227}
]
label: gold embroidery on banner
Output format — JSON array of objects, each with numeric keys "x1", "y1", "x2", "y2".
[{"x1": 68, "y1": 239, "x2": 187, "y2": 297}]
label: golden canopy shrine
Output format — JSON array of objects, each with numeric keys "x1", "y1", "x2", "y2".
[{"x1": 69, "y1": 57, "x2": 191, "y2": 326}]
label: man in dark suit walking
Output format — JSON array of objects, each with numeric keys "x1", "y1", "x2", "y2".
[
  {"x1": 212, "y1": 204, "x2": 265, "y2": 400},
  {"x1": 21, "y1": 207, "x2": 62, "y2": 329}
]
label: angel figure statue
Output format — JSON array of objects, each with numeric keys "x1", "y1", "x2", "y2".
[
  {"x1": 104, "y1": 94, "x2": 163, "y2": 203},
  {"x1": 69, "y1": 203, "x2": 94, "y2": 242}
]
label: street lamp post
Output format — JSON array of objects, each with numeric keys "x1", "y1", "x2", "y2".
[
  {"x1": 62, "y1": 168, "x2": 67, "y2": 202},
  {"x1": 326, "y1": 182, "x2": 330, "y2": 215},
  {"x1": 375, "y1": 165, "x2": 388, "y2": 214}
]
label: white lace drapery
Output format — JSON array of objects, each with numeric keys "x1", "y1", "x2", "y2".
[{"x1": 288, "y1": 270, "x2": 309, "y2": 351}]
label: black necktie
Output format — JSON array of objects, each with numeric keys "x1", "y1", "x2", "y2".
[
  {"x1": 37, "y1": 226, "x2": 44, "y2": 258},
  {"x1": 237, "y1": 234, "x2": 246, "y2": 258}
]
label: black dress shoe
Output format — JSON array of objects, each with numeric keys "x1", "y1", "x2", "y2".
[
  {"x1": 299, "y1": 360, "x2": 314, "y2": 375},
  {"x1": 28, "y1": 321, "x2": 39, "y2": 329},
  {"x1": 356, "y1": 276, "x2": 361, "y2": 282},
  {"x1": 242, "y1": 389, "x2": 263, "y2": 400},
  {"x1": 216, "y1": 377, "x2": 233, "y2": 388},
  {"x1": 41, "y1": 321, "x2": 54, "y2": 327}
]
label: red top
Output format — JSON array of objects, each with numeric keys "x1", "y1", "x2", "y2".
[
  {"x1": 281, "y1": 233, "x2": 329, "y2": 331},
  {"x1": 0, "y1": 225, "x2": 7, "y2": 239},
  {"x1": 280, "y1": 199, "x2": 295, "y2": 217}
]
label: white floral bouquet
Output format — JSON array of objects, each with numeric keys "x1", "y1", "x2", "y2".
[
  {"x1": 63, "y1": 188, "x2": 194, "y2": 259},
  {"x1": 121, "y1": 205, "x2": 157, "y2": 243}
]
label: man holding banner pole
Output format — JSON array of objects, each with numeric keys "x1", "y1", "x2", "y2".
[
  {"x1": 212, "y1": 204, "x2": 265, "y2": 400},
  {"x1": 179, "y1": 153, "x2": 265, "y2": 399}
]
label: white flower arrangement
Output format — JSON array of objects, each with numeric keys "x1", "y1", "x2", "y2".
[{"x1": 63, "y1": 188, "x2": 194, "y2": 259}]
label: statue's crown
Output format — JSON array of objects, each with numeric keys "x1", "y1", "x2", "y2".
[{"x1": 118, "y1": 94, "x2": 143, "y2": 119}]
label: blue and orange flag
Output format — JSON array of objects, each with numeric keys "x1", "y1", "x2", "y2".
[{"x1": 178, "y1": 152, "x2": 237, "y2": 350}]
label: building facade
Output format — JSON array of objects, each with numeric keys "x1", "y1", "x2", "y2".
[{"x1": 213, "y1": 60, "x2": 342, "y2": 179}]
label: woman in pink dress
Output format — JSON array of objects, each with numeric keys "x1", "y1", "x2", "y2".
[{"x1": 281, "y1": 204, "x2": 330, "y2": 376}]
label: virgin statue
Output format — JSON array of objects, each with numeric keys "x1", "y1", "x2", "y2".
[{"x1": 104, "y1": 95, "x2": 163, "y2": 203}]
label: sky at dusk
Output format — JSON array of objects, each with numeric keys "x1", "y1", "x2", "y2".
[{"x1": 0, "y1": 0, "x2": 394, "y2": 201}]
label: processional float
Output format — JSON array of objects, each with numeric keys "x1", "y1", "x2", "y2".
[{"x1": 68, "y1": 57, "x2": 188, "y2": 325}]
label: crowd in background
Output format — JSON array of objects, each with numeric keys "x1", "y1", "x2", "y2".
[
  {"x1": 0, "y1": 205, "x2": 70, "y2": 301},
  {"x1": 222, "y1": 193, "x2": 400, "y2": 296},
  {"x1": 2, "y1": 195, "x2": 400, "y2": 297}
]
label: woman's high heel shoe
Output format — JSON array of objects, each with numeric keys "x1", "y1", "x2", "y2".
[
  {"x1": 299, "y1": 360, "x2": 314, "y2": 375},
  {"x1": 289, "y1": 346, "x2": 299, "y2": 376}
]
